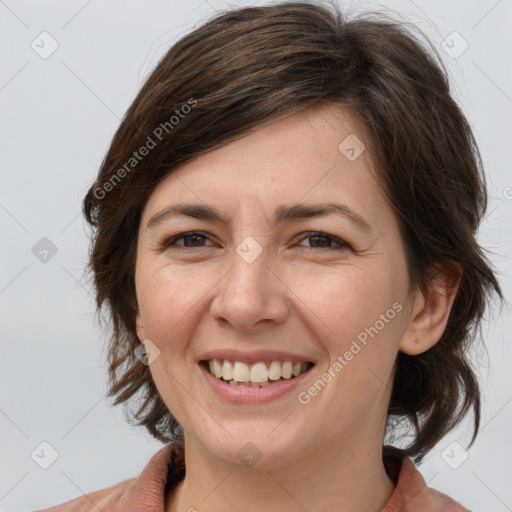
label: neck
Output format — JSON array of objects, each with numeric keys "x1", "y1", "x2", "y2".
[{"x1": 165, "y1": 424, "x2": 395, "y2": 512}]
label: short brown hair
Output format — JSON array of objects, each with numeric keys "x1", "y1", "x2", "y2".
[{"x1": 83, "y1": 0, "x2": 502, "y2": 462}]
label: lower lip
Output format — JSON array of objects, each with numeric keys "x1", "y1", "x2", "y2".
[{"x1": 199, "y1": 363, "x2": 313, "y2": 403}]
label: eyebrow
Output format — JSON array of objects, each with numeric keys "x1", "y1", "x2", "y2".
[{"x1": 146, "y1": 202, "x2": 373, "y2": 233}]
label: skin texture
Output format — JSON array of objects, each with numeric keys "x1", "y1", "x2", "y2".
[{"x1": 134, "y1": 105, "x2": 459, "y2": 512}]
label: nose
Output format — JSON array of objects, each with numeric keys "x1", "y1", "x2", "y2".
[{"x1": 209, "y1": 244, "x2": 289, "y2": 334}]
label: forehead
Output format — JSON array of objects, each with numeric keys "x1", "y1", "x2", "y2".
[{"x1": 140, "y1": 105, "x2": 388, "y2": 228}]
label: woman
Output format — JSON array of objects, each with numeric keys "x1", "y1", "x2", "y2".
[{"x1": 38, "y1": 1, "x2": 502, "y2": 511}]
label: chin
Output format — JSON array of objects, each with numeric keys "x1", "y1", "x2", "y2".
[{"x1": 190, "y1": 420, "x2": 310, "y2": 472}]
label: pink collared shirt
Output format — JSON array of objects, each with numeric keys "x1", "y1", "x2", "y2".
[{"x1": 34, "y1": 443, "x2": 471, "y2": 511}]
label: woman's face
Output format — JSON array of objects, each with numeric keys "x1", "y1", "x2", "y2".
[{"x1": 135, "y1": 105, "x2": 420, "y2": 469}]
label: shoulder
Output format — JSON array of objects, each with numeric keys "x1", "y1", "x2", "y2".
[
  {"x1": 383, "y1": 452, "x2": 471, "y2": 512},
  {"x1": 32, "y1": 443, "x2": 182, "y2": 512},
  {"x1": 33, "y1": 478, "x2": 135, "y2": 512}
]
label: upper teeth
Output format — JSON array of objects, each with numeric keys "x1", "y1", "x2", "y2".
[{"x1": 208, "y1": 359, "x2": 309, "y2": 383}]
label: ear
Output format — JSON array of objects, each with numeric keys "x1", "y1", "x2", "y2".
[
  {"x1": 135, "y1": 309, "x2": 145, "y2": 342},
  {"x1": 400, "y1": 262, "x2": 461, "y2": 355}
]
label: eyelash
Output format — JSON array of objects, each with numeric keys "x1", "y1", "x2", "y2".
[{"x1": 161, "y1": 231, "x2": 350, "y2": 252}]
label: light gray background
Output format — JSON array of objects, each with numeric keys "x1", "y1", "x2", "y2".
[{"x1": 0, "y1": 0, "x2": 511, "y2": 510}]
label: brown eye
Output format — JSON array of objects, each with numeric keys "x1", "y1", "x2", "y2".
[
  {"x1": 163, "y1": 232, "x2": 213, "y2": 248},
  {"x1": 297, "y1": 232, "x2": 349, "y2": 250}
]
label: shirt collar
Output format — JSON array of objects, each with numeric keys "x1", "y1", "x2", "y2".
[{"x1": 115, "y1": 443, "x2": 463, "y2": 512}]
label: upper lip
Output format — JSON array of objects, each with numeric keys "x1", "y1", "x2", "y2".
[{"x1": 199, "y1": 349, "x2": 315, "y2": 365}]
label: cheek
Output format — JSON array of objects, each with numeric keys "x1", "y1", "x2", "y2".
[
  {"x1": 137, "y1": 263, "x2": 211, "y2": 325},
  {"x1": 135, "y1": 266, "x2": 208, "y2": 426},
  {"x1": 135, "y1": 268, "x2": 193, "y2": 355},
  {"x1": 300, "y1": 262, "x2": 405, "y2": 386},
  {"x1": 289, "y1": 260, "x2": 403, "y2": 334}
]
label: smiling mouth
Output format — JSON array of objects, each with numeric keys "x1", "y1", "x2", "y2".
[{"x1": 201, "y1": 359, "x2": 314, "y2": 387}]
